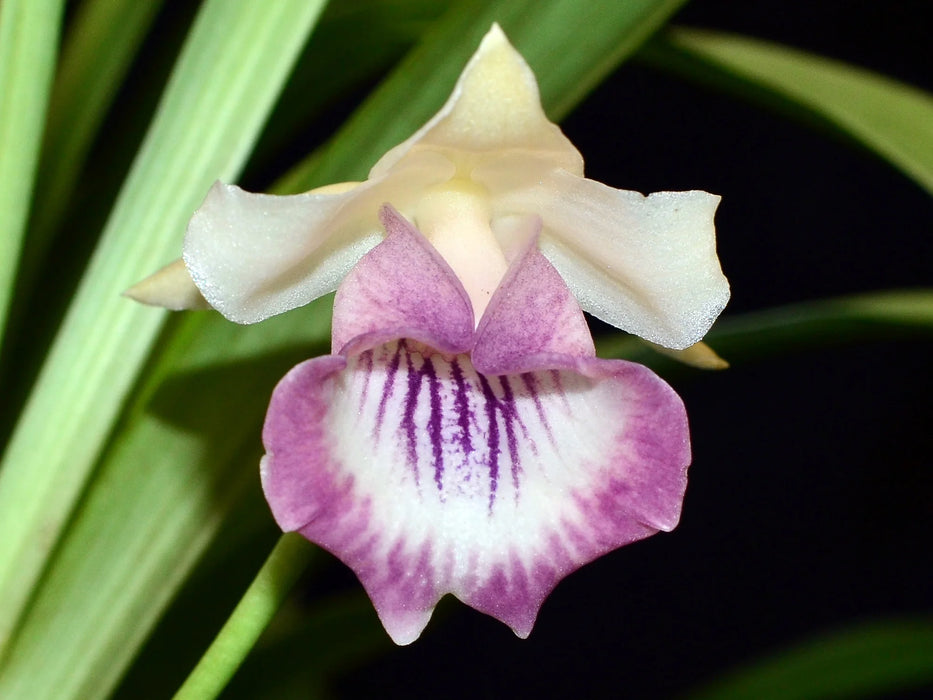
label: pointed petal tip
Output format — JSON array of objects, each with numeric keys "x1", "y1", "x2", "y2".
[
  {"x1": 370, "y1": 19, "x2": 582, "y2": 179},
  {"x1": 376, "y1": 587, "x2": 541, "y2": 644},
  {"x1": 123, "y1": 258, "x2": 210, "y2": 311},
  {"x1": 376, "y1": 202, "x2": 409, "y2": 230},
  {"x1": 375, "y1": 606, "x2": 434, "y2": 646},
  {"x1": 473, "y1": 223, "x2": 596, "y2": 375},
  {"x1": 480, "y1": 22, "x2": 508, "y2": 47},
  {"x1": 650, "y1": 340, "x2": 730, "y2": 369}
]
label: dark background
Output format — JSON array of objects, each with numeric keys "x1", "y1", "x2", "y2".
[{"x1": 332, "y1": 2, "x2": 932, "y2": 698}]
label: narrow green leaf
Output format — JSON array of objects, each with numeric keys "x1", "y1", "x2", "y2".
[
  {"x1": 684, "y1": 618, "x2": 933, "y2": 700},
  {"x1": 521, "y1": 0, "x2": 690, "y2": 121},
  {"x1": 110, "y1": 485, "x2": 285, "y2": 700},
  {"x1": 641, "y1": 28, "x2": 933, "y2": 195},
  {"x1": 0, "y1": 0, "x2": 65, "y2": 342},
  {"x1": 708, "y1": 289, "x2": 933, "y2": 359},
  {"x1": 173, "y1": 535, "x2": 314, "y2": 700},
  {"x1": 596, "y1": 289, "x2": 933, "y2": 368},
  {"x1": 21, "y1": 0, "x2": 166, "y2": 297},
  {"x1": 248, "y1": 0, "x2": 452, "y2": 179},
  {"x1": 0, "y1": 0, "x2": 327, "y2": 665}
]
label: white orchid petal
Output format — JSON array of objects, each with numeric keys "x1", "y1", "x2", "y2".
[
  {"x1": 306, "y1": 181, "x2": 363, "y2": 195},
  {"x1": 370, "y1": 24, "x2": 583, "y2": 180},
  {"x1": 182, "y1": 181, "x2": 374, "y2": 324},
  {"x1": 183, "y1": 152, "x2": 453, "y2": 324},
  {"x1": 495, "y1": 169, "x2": 730, "y2": 349}
]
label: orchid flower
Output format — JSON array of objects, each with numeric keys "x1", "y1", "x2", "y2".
[{"x1": 130, "y1": 25, "x2": 728, "y2": 644}]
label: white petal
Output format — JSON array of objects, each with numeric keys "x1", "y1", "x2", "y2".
[
  {"x1": 370, "y1": 24, "x2": 583, "y2": 180},
  {"x1": 495, "y1": 169, "x2": 730, "y2": 349},
  {"x1": 184, "y1": 152, "x2": 452, "y2": 323}
]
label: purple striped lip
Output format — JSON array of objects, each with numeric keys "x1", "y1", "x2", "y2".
[{"x1": 261, "y1": 338, "x2": 691, "y2": 644}]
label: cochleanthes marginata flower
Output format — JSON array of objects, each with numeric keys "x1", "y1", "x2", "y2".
[{"x1": 129, "y1": 24, "x2": 729, "y2": 644}]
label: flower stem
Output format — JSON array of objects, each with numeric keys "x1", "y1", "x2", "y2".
[{"x1": 173, "y1": 534, "x2": 314, "y2": 700}]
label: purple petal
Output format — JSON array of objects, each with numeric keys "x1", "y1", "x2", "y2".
[
  {"x1": 261, "y1": 342, "x2": 689, "y2": 644},
  {"x1": 331, "y1": 205, "x2": 475, "y2": 356},
  {"x1": 472, "y1": 225, "x2": 595, "y2": 375}
]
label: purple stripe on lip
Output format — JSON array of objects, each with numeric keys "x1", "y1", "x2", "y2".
[
  {"x1": 497, "y1": 375, "x2": 523, "y2": 495},
  {"x1": 450, "y1": 357, "x2": 474, "y2": 458},
  {"x1": 374, "y1": 342, "x2": 402, "y2": 440},
  {"x1": 378, "y1": 343, "x2": 543, "y2": 509},
  {"x1": 476, "y1": 372, "x2": 502, "y2": 511}
]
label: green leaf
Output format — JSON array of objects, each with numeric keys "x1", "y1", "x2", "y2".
[
  {"x1": 0, "y1": 0, "x2": 65, "y2": 342},
  {"x1": 247, "y1": 0, "x2": 452, "y2": 181},
  {"x1": 708, "y1": 289, "x2": 933, "y2": 360},
  {"x1": 24, "y1": 0, "x2": 166, "y2": 284},
  {"x1": 684, "y1": 618, "x2": 933, "y2": 700},
  {"x1": 0, "y1": 0, "x2": 327, "y2": 670},
  {"x1": 641, "y1": 28, "x2": 933, "y2": 195},
  {"x1": 597, "y1": 289, "x2": 933, "y2": 368}
]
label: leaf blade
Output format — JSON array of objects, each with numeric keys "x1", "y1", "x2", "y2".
[
  {"x1": 596, "y1": 289, "x2": 933, "y2": 367},
  {"x1": 684, "y1": 618, "x2": 933, "y2": 700},
  {"x1": 21, "y1": 0, "x2": 166, "y2": 295},
  {"x1": 0, "y1": 0, "x2": 65, "y2": 342},
  {"x1": 642, "y1": 28, "x2": 933, "y2": 194}
]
